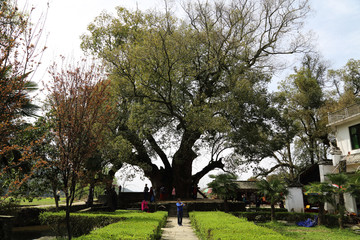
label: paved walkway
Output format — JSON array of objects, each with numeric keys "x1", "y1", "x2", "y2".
[{"x1": 161, "y1": 217, "x2": 198, "y2": 240}]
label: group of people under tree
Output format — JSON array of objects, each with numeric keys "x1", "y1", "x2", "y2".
[{"x1": 143, "y1": 184, "x2": 199, "y2": 201}]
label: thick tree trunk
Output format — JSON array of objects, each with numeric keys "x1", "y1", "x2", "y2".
[
  {"x1": 52, "y1": 186, "x2": 59, "y2": 211},
  {"x1": 138, "y1": 129, "x2": 224, "y2": 199},
  {"x1": 172, "y1": 150, "x2": 196, "y2": 198},
  {"x1": 318, "y1": 202, "x2": 324, "y2": 226},
  {"x1": 309, "y1": 137, "x2": 315, "y2": 164},
  {"x1": 171, "y1": 130, "x2": 200, "y2": 198},
  {"x1": 86, "y1": 180, "x2": 95, "y2": 207},
  {"x1": 270, "y1": 204, "x2": 276, "y2": 222},
  {"x1": 65, "y1": 193, "x2": 72, "y2": 240},
  {"x1": 338, "y1": 193, "x2": 345, "y2": 229},
  {"x1": 224, "y1": 198, "x2": 229, "y2": 212}
]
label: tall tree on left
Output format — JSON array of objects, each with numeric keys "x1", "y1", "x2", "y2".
[
  {"x1": 46, "y1": 58, "x2": 113, "y2": 239},
  {"x1": 0, "y1": 0, "x2": 46, "y2": 195}
]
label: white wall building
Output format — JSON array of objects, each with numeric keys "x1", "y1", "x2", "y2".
[{"x1": 326, "y1": 104, "x2": 360, "y2": 214}]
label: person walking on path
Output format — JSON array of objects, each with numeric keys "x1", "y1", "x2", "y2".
[{"x1": 176, "y1": 198, "x2": 185, "y2": 226}]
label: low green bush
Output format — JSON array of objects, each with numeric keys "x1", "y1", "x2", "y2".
[
  {"x1": 0, "y1": 199, "x2": 20, "y2": 215},
  {"x1": 259, "y1": 221, "x2": 360, "y2": 240},
  {"x1": 246, "y1": 207, "x2": 288, "y2": 212},
  {"x1": 233, "y1": 211, "x2": 315, "y2": 222},
  {"x1": 190, "y1": 211, "x2": 289, "y2": 240},
  {"x1": 232, "y1": 211, "x2": 339, "y2": 227},
  {"x1": 74, "y1": 211, "x2": 167, "y2": 240},
  {"x1": 39, "y1": 211, "x2": 125, "y2": 237},
  {"x1": 40, "y1": 210, "x2": 167, "y2": 239}
]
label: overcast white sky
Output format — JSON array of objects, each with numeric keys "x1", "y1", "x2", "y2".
[{"x1": 17, "y1": 0, "x2": 360, "y2": 191}]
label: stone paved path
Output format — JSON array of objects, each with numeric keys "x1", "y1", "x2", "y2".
[{"x1": 161, "y1": 217, "x2": 198, "y2": 240}]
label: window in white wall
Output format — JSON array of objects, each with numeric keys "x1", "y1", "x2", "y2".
[{"x1": 349, "y1": 124, "x2": 360, "y2": 150}]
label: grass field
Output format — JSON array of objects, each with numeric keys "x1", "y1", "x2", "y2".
[
  {"x1": 3, "y1": 197, "x2": 84, "y2": 206},
  {"x1": 19, "y1": 197, "x2": 59, "y2": 206},
  {"x1": 259, "y1": 221, "x2": 360, "y2": 240}
]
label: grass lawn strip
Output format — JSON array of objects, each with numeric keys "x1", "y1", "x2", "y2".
[
  {"x1": 260, "y1": 221, "x2": 360, "y2": 240},
  {"x1": 189, "y1": 211, "x2": 289, "y2": 240},
  {"x1": 41, "y1": 210, "x2": 167, "y2": 239},
  {"x1": 74, "y1": 211, "x2": 167, "y2": 240}
]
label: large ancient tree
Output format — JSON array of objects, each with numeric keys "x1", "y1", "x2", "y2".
[{"x1": 81, "y1": 0, "x2": 310, "y2": 197}]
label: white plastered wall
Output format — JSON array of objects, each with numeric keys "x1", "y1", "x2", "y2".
[
  {"x1": 331, "y1": 119, "x2": 359, "y2": 214},
  {"x1": 285, "y1": 187, "x2": 304, "y2": 213},
  {"x1": 335, "y1": 119, "x2": 360, "y2": 156},
  {"x1": 344, "y1": 193, "x2": 358, "y2": 214}
]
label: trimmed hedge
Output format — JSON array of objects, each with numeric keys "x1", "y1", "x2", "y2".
[
  {"x1": 187, "y1": 201, "x2": 246, "y2": 212},
  {"x1": 75, "y1": 211, "x2": 167, "y2": 240},
  {"x1": 190, "y1": 211, "x2": 290, "y2": 240},
  {"x1": 232, "y1": 211, "x2": 339, "y2": 227},
  {"x1": 40, "y1": 210, "x2": 167, "y2": 239},
  {"x1": 40, "y1": 211, "x2": 125, "y2": 237},
  {"x1": 246, "y1": 207, "x2": 288, "y2": 212}
]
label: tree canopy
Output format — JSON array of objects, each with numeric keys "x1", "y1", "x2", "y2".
[
  {"x1": 0, "y1": 0, "x2": 45, "y2": 196},
  {"x1": 80, "y1": 0, "x2": 311, "y2": 197}
]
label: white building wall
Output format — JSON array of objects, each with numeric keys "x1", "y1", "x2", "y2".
[
  {"x1": 344, "y1": 193, "x2": 358, "y2": 214},
  {"x1": 335, "y1": 119, "x2": 360, "y2": 155},
  {"x1": 319, "y1": 164, "x2": 334, "y2": 182},
  {"x1": 285, "y1": 187, "x2": 304, "y2": 213},
  {"x1": 330, "y1": 118, "x2": 360, "y2": 215}
]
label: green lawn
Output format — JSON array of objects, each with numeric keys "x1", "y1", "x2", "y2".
[
  {"x1": 259, "y1": 221, "x2": 359, "y2": 240},
  {"x1": 40, "y1": 210, "x2": 168, "y2": 239},
  {"x1": 17, "y1": 197, "x2": 84, "y2": 206},
  {"x1": 19, "y1": 197, "x2": 58, "y2": 206},
  {"x1": 190, "y1": 211, "x2": 359, "y2": 239}
]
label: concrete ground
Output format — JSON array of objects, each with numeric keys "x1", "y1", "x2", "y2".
[{"x1": 161, "y1": 217, "x2": 198, "y2": 240}]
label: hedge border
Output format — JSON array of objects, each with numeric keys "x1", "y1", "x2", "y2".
[
  {"x1": 190, "y1": 211, "x2": 289, "y2": 240},
  {"x1": 40, "y1": 210, "x2": 168, "y2": 239}
]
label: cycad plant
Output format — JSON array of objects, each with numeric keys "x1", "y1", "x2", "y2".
[
  {"x1": 304, "y1": 182, "x2": 334, "y2": 226},
  {"x1": 257, "y1": 178, "x2": 289, "y2": 221},
  {"x1": 208, "y1": 173, "x2": 240, "y2": 212},
  {"x1": 326, "y1": 172, "x2": 360, "y2": 229}
]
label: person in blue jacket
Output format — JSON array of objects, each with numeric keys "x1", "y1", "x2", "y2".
[{"x1": 176, "y1": 198, "x2": 185, "y2": 226}]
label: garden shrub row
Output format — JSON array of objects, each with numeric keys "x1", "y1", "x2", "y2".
[
  {"x1": 189, "y1": 211, "x2": 289, "y2": 240},
  {"x1": 232, "y1": 211, "x2": 339, "y2": 227},
  {"x1": 246, "y1": 207, "x2": 288, "y2": 213},
  {"x1": 40, "y1": 210, "x2": 168, "y2": 239},
  {"x1": 40, "y1": 211, "x2": 125, "y2": 237},
  {"x1": 75, "y1": 211, "x2": 167, "y2": 240}
]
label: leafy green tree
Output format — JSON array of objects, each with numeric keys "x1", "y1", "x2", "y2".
[
  {"x1": 81, "y1": 0, "x2": 311, "y2": 197},
  {"x1": 0, "y1": 0, "x2": 45, "y2": 197},
  {"x1": 46, "y1": 58, "x2": 113, "y2": 239},
  {"x1": 327, "y1": 59, "x2": 360, "y2": 111},
  {"x1": 257, "y1": 178, "x2": 289, "y2": 221},
  {"x1": 207, "y1": 173, "x2": 239, "y2": 212},
  {"x1": 242, "y1": 54, "x2": 330, "y2": 185},
  {"x1": 304, "y1": 182, "x2": 334, "y2": 226},
  {"x1": 326, "y1": 173, "x2": 360, "y2": 229},
  {"x1": 235, "y1": 54, "x2": 329, "y2": 184},
  {"x1": 330, "y1": 59, "x2": 360, "y2": 95},
  {"x1": 234, "y1": 97, "x2": 301, "y2": 183},
  {"x1": 278, "y1": 54, "x2": 329, "y2": 165}
]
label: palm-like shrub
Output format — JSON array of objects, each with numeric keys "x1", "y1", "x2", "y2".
[
  {"x1": 207, "y1": 173, "x2": 240, "y2": 212},
  {"x1": 304, "y1": 182, "x2": 334, "y2": 226},
  {"x1": 256, "y1": 179, "x2": 289, "y2": 221},
  {"x1": 326, "y1": 173, "x2": 360, "y2": 229}
]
